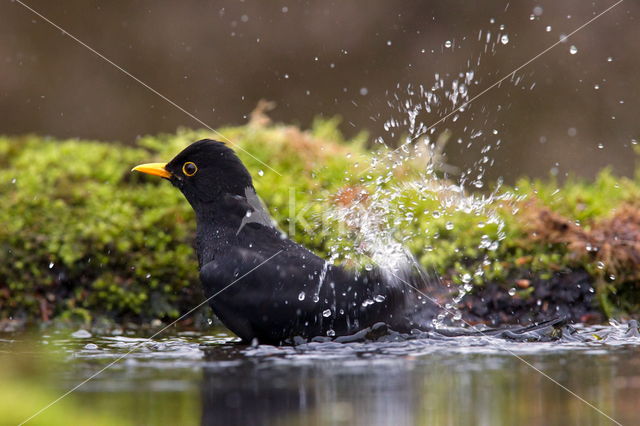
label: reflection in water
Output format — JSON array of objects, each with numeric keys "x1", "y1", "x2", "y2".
[
  {"x1": 201, "y1": 348, "x2": 417, "y2": 425},
  {"x1": 194, "y1": 326, "x2": 640, "y2": 426},
  {"x1": 3, "y1": 326, "x2": 639, "y2": 425}
]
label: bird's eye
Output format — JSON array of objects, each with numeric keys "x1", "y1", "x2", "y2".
[{"x1": 182, "y1": 162, "x2": 198, "y2": 176}]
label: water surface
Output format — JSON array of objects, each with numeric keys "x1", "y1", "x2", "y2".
[{"x1": 6, "y1": 323, "x2": 640, "y2": 425}]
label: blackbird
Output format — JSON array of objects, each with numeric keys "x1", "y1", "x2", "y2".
[
  {"x1": 133, "y1": 139, "x2": 435, "y2": 344},
  {"x1": 133, "y1": 139, "x2": 565, "y2": 345}
]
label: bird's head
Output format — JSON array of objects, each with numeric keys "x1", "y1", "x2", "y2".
[{"x1": 132, "y1": 139, "x2": 253, "y2": 209}]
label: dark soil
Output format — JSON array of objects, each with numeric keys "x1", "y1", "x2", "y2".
[{"x1": 459, "y1": 269, "x2": 604, "y2": 326}]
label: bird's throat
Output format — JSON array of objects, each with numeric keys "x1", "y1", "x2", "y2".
[{"x1": 194, "y1": 209, "x2": 242, "y2": 267}]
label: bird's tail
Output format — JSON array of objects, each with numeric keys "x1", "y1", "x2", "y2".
[{"x1": 432, "y1": 317, "x2": 568, "y2": 342}]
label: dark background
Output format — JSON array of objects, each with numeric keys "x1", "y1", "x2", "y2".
[{"x1": 1, "y1": 0, "x2": 639, "y2": 182}]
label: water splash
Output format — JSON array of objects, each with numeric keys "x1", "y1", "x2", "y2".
[{"x1": 320, "y1": 21, "x2": 530, "y2": 324}]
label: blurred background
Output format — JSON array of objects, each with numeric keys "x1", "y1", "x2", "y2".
[{"x1": 1, "y1": 0, "x2": 639, "y2": 182}]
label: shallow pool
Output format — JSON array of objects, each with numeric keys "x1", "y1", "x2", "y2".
[{"x1": 4, "y1": 322, "x2": 640, "y2": 425}]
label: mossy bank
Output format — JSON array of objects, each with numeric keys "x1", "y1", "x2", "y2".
[{"x1": 1, "y1": 116, "x2": 639, "y2": 330}]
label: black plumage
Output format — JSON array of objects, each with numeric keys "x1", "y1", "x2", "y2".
[{"x1": 134, "y1": 139, "x2": 436, "y2": 344}]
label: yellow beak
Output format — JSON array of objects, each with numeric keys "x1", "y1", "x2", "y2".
[{"x1": 131, "y1": 162, "x2": 172, "y2": 179}]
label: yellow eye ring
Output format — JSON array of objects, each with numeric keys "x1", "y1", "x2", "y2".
[{"x1": 182, "y1": 162, "x2": 198, "y2": 176}]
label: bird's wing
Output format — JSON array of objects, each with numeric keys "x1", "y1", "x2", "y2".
[{"x1": 199, "y1": 243, "x2": 332, "y2": 343}]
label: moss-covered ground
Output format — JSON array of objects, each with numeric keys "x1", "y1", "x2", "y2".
[{"x1": 1, "y1": 114, "x2": 639, "y2": 330}]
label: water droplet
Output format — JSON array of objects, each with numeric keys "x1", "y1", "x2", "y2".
[
  {"x1": 444, "y1": 40, "x2": 452, "y2": 48},
  {"x1": 545, "y1": 25, "x2": 552, "y2": 32},
  {"x1": 298, "y1": 291, "x2": 305, "y2": 301},
  {"x1": 596, "y1": 261, "x2": 605, "y2": 270},
  {"x1": 607, "y1": 57, "x2": 613, "y2": 62},
  {"x1": 327, "y1": 329, "x2": 335, "y2": 337},
  {"x1": 258, "y1": 169, "x2": 264, "y2": 176},
  {"x1": 361, "y1": 299, "x2": 374, "y2": 307},
  {"x1": 359, "y1": 87, "x2": 368, "y2": 96},
  {"x1": 500, "y1": 35, "x2": 509, "y2": 45},
  {"x1": 461, "y1": 273, "x2": 472, "y2": 284},
  {"x1": 445, "y1": 221, "x2": 454, "y2": 230},
  {"x1": 11, "y1": 178, "x2": 16, "y2": 184},
  {"x1": 322, "y1": 309, "x2": 331, "y2": 317},
  {"x1": 594, "y1": 84, "x2": 600, "y2": 90},
  {"x1": 71, "y1": 329, "x2": 92, "y2": 339},
  {"x1": 597, "y1": 143, "x2": 604, "y2": 149},
  {"x1": 48, "y1": 262, "x2": 54, "y2": 269},
  {"x1": 313, "y1": 295, "x2": 320, "y2": 303},
  {"x1": 374, "y1": 295, "x2": 386, "y2": 302},
  {"x1": 386, "y1": 40, "x2": 392, "y2": 46},
  {"x1": 569, "y1": 45, "x2": 578, "y2": 55},
  {"x1": 508, "y1": 288, "x2": 516, "y2": 296}
]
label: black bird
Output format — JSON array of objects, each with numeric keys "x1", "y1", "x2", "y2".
[
  {"x1": 133, "y1": 139, "x2": 435, "y2": 344},
  {"x1": 133, "y1": 139, "x2": 564, "y2": 345}
]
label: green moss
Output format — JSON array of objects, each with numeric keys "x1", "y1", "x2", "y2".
[{"x1": 1, "y1": 119, "x2": 639, "y2": 326}]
